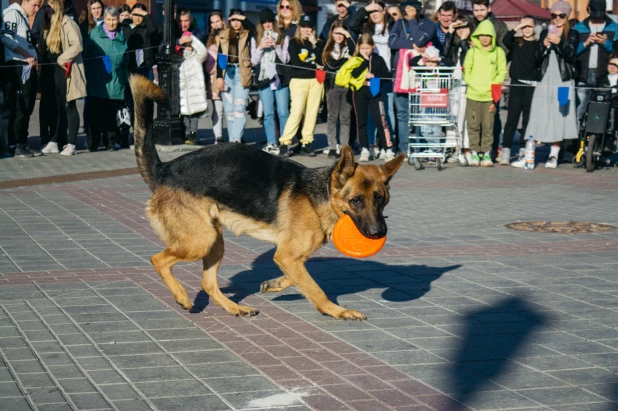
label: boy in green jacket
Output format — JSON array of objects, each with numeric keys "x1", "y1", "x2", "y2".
[{"x1": 463, "y1": 20, "x2": 507, "y2": 166}]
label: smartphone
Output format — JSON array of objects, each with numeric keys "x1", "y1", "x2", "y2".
[
  {"x1": 265, "y1": 31, "x2": 271, "y2": 38},
  {"x1": 548, "y1": 24, "x2": 557, "y2": 35}
]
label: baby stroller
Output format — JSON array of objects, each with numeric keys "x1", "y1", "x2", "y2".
[{"x1": 574, "y1": 89, "x2": 618, "y2": 172}]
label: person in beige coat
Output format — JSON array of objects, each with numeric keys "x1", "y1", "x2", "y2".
[{"x1": 41, "y1": 0, "x2": 87, "y2": 156}]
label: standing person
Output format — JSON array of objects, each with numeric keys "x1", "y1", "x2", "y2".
[
  {"x1": 350, "y1": 33, "x2": 394, "y2": 162},
  {"x1": 215, "y1": 10, "x2": 251, "y2": 143},
  {"x1": 500, "y1": 16, "x2": 538, "y2": 166},
  {"x1": 0, "y1": 0, "x2": 41, "y2": 157},
  {"x1": 523, "y1": 1, "x2": 579, "y2": 169},
  {"x1": 462, "y1": 20, "x2": 507, "y2": 167},
  {"x1": 320, "y1": 0, "x2": 356, "y2": 41},
  {"x1": 179, "y1": 32, "x2": 207, "y2": 145},
  {"x1": 84, "y1": 7, "x2": 128, "y2": 151},
  {"x1": 40, "y1": 0, "x2": 87, "y2": 156},
  {"x1": 388, "y1": 0, "x2": 436, "y2": 156},
  {"x1": 121, "y1": 3, "x2": 159, "y2": 78},
  {"x1": 206, "y1": 11, "x2": 225, "y2": 144},
  {"x1": 276, "y1": 0, "x2": 302, "y2": 38},
  {"x1": 432, "y1": 1, "x2": 457, "y2": 55},
  {"x1": 278, "y1": 15, "x2": 323, "y2": 157},
  {"x1": 387, "y1": 6, "x2": 403, "y2": 22},
  {"x1": 79, "y1": 0, "x2": 104, "y2": 40},
  {"x1": 118, "y1": 4, "x2": 130, "y2": 23},
  {"x1": 251, "y1": 8, "x2": 290, "y2": 155},
  {"x1": 323, "y1": 20, "x2": 355, "y2": 157},
  {"x1": 573, "y1": 0, "x2": 617, "y2": 124}
]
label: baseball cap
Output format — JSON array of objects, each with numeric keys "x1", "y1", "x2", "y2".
[
  {"x1": 588, "y1": 0, "x2": 606, "y2": 19},
  {"x1": 299, "y1": 14, "x2": 315, "y2": 28}
]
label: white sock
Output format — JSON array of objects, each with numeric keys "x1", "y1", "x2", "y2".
[{"x1": 550, "y1": 146, "x2": 560, "y2": 159}]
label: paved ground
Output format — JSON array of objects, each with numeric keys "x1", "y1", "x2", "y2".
[{"x1": 0, "y1": 104, "x2": 618, "y2": 410}]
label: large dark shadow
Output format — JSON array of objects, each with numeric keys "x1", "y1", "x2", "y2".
[
  {"x1": 190, "y1": 249, "x2": 460, "y2": 312},
  {"x1": 448, "y1": 296, "x2": 548, "y2": 410}
]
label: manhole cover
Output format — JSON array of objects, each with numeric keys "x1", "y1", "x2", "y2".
[{"x1": 505, "y1": 221, "x2": 616, "y2": 234}]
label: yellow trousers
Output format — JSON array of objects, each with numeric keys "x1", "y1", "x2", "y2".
[{"x1": 279, "y1": 78, "x2": 324, "y2": 145}]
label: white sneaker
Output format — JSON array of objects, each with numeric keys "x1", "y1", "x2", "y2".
[
  {"x1": 262, "y1": 143, "x2": 276, "y2": 153},
  {"x1": 464, "y1": 151, "x2": 472, "y2": 166},
  {"x1": 469, "y1": 151, "x2": 480, "y2": 167},
  {"x1": 359, "y1": 147, "x2": 371, "y2": 162},
  {"x1": 336, "y1": 144, "x2": 341, "y2": 155},
  {"x1": 511, "y1": 157, "x2": 525, "y2": 168},
  {"x1": 383, "y1": 148, "x2": 395, "y2": 161},
  {"x1": 545, "y1": 156, "x2": 558, "y2": 168},
  {"x1": 42, "y1": 142, "x2": 59, "y2": 154},
  {"x1": 498, "y1": 147, "x2": 511, "y2": 165},
  {"x1": 270, "y1": 145, "x2": 280, "y2": 155},
  {"x1": 60, "y1": 144, "x2": 76, "y2": 156},
  {"x1": 377, "y1": 148, "x2": 385, "y2": 159},
  {"x1": 458, "y1": 152, "x2": 467, "y2": 166}
]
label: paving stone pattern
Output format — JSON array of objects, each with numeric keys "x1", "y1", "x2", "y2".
[{"x1": 1, "y1": 148, "x2": 618, "y2": 410}]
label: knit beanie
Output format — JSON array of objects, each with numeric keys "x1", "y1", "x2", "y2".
[{"x1": 550, "y1": 1, "x2": 572, "y2": 16}]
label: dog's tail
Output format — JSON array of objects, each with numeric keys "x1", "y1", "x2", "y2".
[{"x1": 130, "y1": 75, "x2": 167, "y2": 192}]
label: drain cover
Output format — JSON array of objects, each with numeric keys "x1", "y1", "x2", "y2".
[{"x1": 505, "y1": 221, "x2": 616, "y2": 234}]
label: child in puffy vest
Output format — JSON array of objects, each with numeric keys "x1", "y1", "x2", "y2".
[
  {"x1": 179, "y1": 31, "x2": 208, "y2": 145},
  {"x1": 350, "y1": 33, "x2": 393, "y2": 162}
]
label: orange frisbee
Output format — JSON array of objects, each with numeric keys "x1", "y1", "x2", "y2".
[{"x1": 332, "y1": 214, "x2": 386, "y2": 258}]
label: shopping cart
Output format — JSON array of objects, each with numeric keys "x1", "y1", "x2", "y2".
[{"x1": 407, "y1": 67, "x2": 464, "y2": 171}]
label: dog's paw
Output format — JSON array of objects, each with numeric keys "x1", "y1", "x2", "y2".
[
  {"x1": 229, "y1": 305, "x2": 260, "y2": 317},
  {"x1": 335, "y1": 309, "x2": 367, "y2": 321},
  {"x1": 175, "y1": 296, "x2": 193, "y2": 311},
  {"x1": 260, "y1": 279, "x2": 284, "y2": 293}
]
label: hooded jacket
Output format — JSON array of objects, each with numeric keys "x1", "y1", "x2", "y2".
[
  {"x1": 0, "y1": 3, "x2": 36, "y2": 62},
  {"x1": 179, "y1": 35, "x2": 208, "y2": 116},
  {"x1": 536, "y1": 28, "x2": 578, "y2": 82},
  {"x1": 573, "y1": 16, "x2": 617, "y2": 83},
  {"x1": 462, "y1": 20, "x2": 507, "y2": 101},
  {"x1": 388, "y1": 16, "x2": 436, "y2": 76},
  {"x1": 474, "y1": 12, "x2": 508, "y2": 53}
]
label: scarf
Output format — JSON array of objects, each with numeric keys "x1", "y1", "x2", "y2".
[
  {"x1": 331, "y1": 43, "x2": 341, "y2": 60},
  {"x1": 258, "y1": 31, "x2": 278, "y2": 82},
  {"x1": 103, "y1": 24, "x2": 116, "y2": 40}
]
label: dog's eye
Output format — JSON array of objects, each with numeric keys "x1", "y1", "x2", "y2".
[
  {"x1": 349, "y1": 197, "x2": 363, "y2": 207},
  {"x1": 374, "y1": 192, "x2": 383, "y2": 200}
]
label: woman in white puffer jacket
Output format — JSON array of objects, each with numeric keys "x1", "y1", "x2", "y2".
[{"x1": 179, "y1": 32, "x2": 208, "y2": 144}]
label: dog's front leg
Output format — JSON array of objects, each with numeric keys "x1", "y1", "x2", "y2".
[{"x1": 273, "y1": 252, "x2": 366, "y2": 320}]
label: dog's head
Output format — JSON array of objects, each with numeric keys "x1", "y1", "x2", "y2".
[{"x1": 330, "y1": 146, "x2": 405, "y2": 239}]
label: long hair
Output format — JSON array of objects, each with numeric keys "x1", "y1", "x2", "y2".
[
  {"x1": 79, "y1": 0, "x2": 104, "y2": 33},
  {"x1": 293, "y1": 24, "x2": 314, "y2": 45},
  {"x1": 256, "y1": 18, "x2": 284, "y2": 46},
  {"x1": 207, "y1": 11, "x2": 226, "y2": 48},
  {"x1": 276, "y1": 0, "x2": 302, "y2": 30},
  {"x1": 322, "y1": 20, "x2": 348, "y2": 65},
  {"x1": 365, "y1": 2, "x2": 390, "y2": 36},
  {"x1": 45, "y1": 0, "x2": 64, "y2": 55},
  {"x1": 353, "y1": 33, "x2": 375, "y2": 57},
  {"x1": 515, "y1": 15, "x2": 536, "y2": 46}
]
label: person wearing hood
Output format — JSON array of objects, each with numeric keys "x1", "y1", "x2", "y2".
[
  {"x1": 388, "y1": 0, "x2": 436, "y2": 157},
  {"x1": 462, "y1": 19, "x2": 507, "y2": 167},
  {"x1": 178, "y1": 31, "x2": 208, "y2": 145},
  {"x1": 523, "y1": 0, "x2": 579, "y2": 169},
  {"x1": 0, "y1": 0, "x2": 41, "y2": 157}
]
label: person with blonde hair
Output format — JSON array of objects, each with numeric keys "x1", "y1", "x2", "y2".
[
  {"x1": 276, "y1": 0, "x2": 302, "y2": 37},
  {"x1": 40, "y1": 0, "x2": 87, "y2": 156},
  {"x1": 206, "y1": 11, "x2": 226, "y2": 144}
]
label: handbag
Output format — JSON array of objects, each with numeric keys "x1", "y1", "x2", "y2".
[
  {"x1": 116, "y1": 105, "x2": 131, "y2": 129},
  {"x1": 252, "y1": 64, "x2": 274, "y2": 89}
]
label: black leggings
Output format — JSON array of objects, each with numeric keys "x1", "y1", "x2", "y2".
[
  {"x1": 50, "y1": 65, "x2": 80, "y2": 146},
  {"x1": 503, "y1": 79, "x2": 535, "y2": 149},
  {"x1": 87, "y1": 96, "x2": 121, "y2": 150},
  {"x1": 353, "y1": 88, "x2": 392, "y2": 149}
]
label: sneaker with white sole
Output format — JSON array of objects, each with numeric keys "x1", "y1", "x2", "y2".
[
  {"x1": 511, "y1": 157, "x2": 526, "y2": 168},
  {"x1": 336, "y1": 144, "x2": 341, "y2": 155},
  {"x1": 383, "y1": 148, "x2": 395, "y2": 161},
  {"x1": 262, "y1": 143, "x2": 277, "y2": 153},
  {"x1": 481, "y1": 151, "x2": 494, "y2": 167},
  {"x1": 359, "y1": 147, "x2": 371, "y2": 162},
  {"x1": 469, "y1": 151, "x2": 480, "y2": 167},
  {"x1": 60, "y1": 144, "x2": 76, "y2": 156},
  {"x1": 458, "y1": 152, "x2": 468, "y2": 166},
  {"x1": 464, "y1": 151, "x2": 472, "y2": 166},
  {"x1": 42, "y1": 142, "x2": 59, "y2": 154},
  {"x1": 498, "y1": 147, "x2": 510, "y2": 165},
  {"x1": 545, "y1": 156, "x2": 558, "y2": 168}
]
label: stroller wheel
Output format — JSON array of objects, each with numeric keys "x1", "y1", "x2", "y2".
[
  {"x1": 413, "y1": 158, "x2": 424, "y2": 170},
  {"x1": 436, "y1": 158, "x2": 444, "y2": 171}
]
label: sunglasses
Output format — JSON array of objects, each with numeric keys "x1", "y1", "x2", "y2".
[
  {"x1": 551, "y1": 13, "x2": 567, "y2": 19},
  {"x1": 279, "y1": 4, "x2": 291, "y2": 9}
]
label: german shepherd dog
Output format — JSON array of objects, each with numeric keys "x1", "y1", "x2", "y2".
[{"x1": 131, "y1": 76, "x2": 405, "y2": 320}]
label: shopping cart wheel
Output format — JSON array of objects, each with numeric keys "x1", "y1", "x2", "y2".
[
  {"x1": 412, "y1": 158, "x2": 424, "y2": 170},
  {"x1": 458, "y1": 156, "x2": 467, "y2": 167},
  {"x1": 436, "y1": 159, "x2": 444, "y2": 171},
  {"x1": 408, "y1": 156, "x2": 415, "y2": 166}
]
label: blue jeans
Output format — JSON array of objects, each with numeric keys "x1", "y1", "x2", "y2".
[
  {"x1": 259, "y1": 84, "x2": 290, "y2": 145},
  {"x1": 395, "y1": 92, "x2": 409, "y2": 154},
  {"x1": 222, "y1": 66, "x2": 249, "y2": 142}
]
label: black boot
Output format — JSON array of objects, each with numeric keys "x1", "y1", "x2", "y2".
[
  {"x1": 300, "y1": 143, "x2": 316, "y2": 157},
  {"x1": 185, "y1": 132, "x2": 197, "y2": 145}
]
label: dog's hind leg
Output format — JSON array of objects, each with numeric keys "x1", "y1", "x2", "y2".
[
  {"x1": 202, "y1": 228, "x2": 258, "y2": 317},
  {"x1": 260, "y1": 275, "x2": 293, "y2": 293},
  {"x1": 151, "y1": 250, "x2": 193, "y2": 310}
]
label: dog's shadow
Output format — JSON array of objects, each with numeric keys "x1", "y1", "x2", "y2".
[{"x1": 190, "y1": 249, "x2": 460, "y2": 313}]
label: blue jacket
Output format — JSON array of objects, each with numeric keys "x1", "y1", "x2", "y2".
[
  {"x1": 388, "y1": 17, "x2": 436, "y2": 75},
  {"x1": 319, "y1": 5, "x2": 357, "y2": 41},
  {"x1": 574, "y1": 16, "x2": 617, "y2": 83}
]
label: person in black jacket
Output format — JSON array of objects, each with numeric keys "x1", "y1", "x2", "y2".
[
  {"x1": 500, "y1": 16, "x2": 539, "y2": 166},
  {"x1": 323, "y1": 20, "x2": 355, "y2": 157},
  {"x1": 319, "y1": 0, "x2": 357, "y2": 41},
  {"x1": 120, "y1": 3, "x2": 159, "y2": 77},
  {"x1": 351, "y1": 33, "x2": 393, "y2": 162},
  {"x1": 592, "y1": 52, "x2": 618, "y2": 154},
  {"x1": 443, "y1": 14, "x2": 474, "y2": 66}
]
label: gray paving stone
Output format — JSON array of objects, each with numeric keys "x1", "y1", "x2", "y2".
[
  {"x1": 121, "y1": 366, "x2": 193, "y2": 382},
  {"x1": 18, "y1": 373, "x2": 55, "y2": 389},
  {"x1": 108, "y1": 354, "x2": 177, "y2": 369},
  {"x1": 189, "y1": 362, "x2": 261, "y2": 379},
  {"x1": 36, "y1": 403, "x2": 73, "y2": 411},
  {"x1": 134, "y1": 380, "x2": 212, "y2": 398},
  {"x1": 56, "y1": 378, "x2": 97, "y2": 394},
  {"x1": 0, "y1": 397, "x2": 32, "y2": 410},
  {"x1": 111, "y1": 399, "x2": 153, "y2": 411},
  {"x1": 151, "y1": 395, "x2": 231, "y2": 411},
  {"x1": 98, "y1": 342, "x2": 163, "y2": 356},
  {"x1": 26, "y1": 387, "x2": 66, "y2": 405},
  {"x1": 97, "y1": 383, "x2": 140, "y2": 401},
  {"x1": 2, "y1": 348, "x2": 37, "y2": 361},
  {"x1": 517, "y1": 386, "x2": 607, "y2": 406},
  {"x1": 204, "y1": 375, "x2": 280, "y2": 394},
  {"x1": 68, "y1": 393, "x2": 112, "y2": 410},
  {"x1": 0, "y1": 381, "x2": 22, "y2": 397},
  {"x1": 172, "y1": 350, "x2": 243, "y2": 365},
  {"x1": 11, "y1": 360, "x2": 46, "y2": 374},
  {"x1": 47, "y1": 365, "x2": 85, "y2": 379}
]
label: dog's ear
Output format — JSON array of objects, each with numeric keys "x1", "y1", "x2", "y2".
[
  {"x1": 333, "y1": 146, "x2": 357, "y2": 189},
  {"x1": 382, "y1": 153, "x2": 405, "y2": 183}
]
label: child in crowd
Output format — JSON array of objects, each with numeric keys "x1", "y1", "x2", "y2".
[
  {"x1": 323, "y1": 20, "x2": 355, "y2": 158},
  {"x1": 501, "y1": 16, "x2": 538, "y2": 166},
  {"x1": 350, "y1": 33, "x2": 393, "y2": 162},
  {"x1": 178, "y1": 31, "x2": 208, "y2": 145},
  {"x1": 462, "y1": 20, "x2": 507, "y2": 166},
  {"x1": 278, "y1": 15, "x2": 323, "y2": 157}
]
